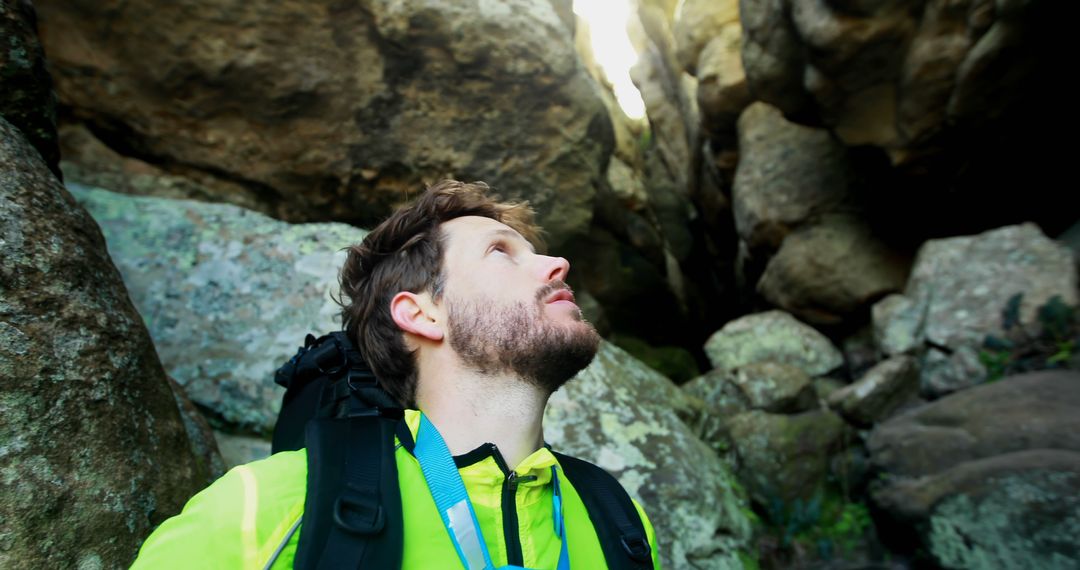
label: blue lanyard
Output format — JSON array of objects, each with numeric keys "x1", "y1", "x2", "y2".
[{"x1": 414, "y1": 415, "x2": 570, "y2": 570}]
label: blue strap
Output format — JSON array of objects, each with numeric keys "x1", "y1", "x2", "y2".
[{"x1": 415, "y1": 415, "x2": 570, "y2": 570}]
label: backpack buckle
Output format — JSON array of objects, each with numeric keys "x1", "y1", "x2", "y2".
[
  {"x1": 621, "y1": 533, "x2": 651, "y2": 563},
  {"x1": 333, "y1": 487, "x2": 385, "y2": 535}
]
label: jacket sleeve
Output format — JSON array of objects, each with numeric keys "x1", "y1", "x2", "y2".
[
  {"x1": 130, "y1": 464, "x2": 255, "y2": 569},
  {"x1": 632, "y1": 499, "x2": 662, "y2": 570}
]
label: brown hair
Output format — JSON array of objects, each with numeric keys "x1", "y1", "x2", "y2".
[{"x1": 337, "y1": 180, "x2": 542, "y2": 407}]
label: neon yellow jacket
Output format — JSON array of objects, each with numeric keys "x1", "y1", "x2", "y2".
[{"x1": 132, "y1": 411, "x2": 660, "y2": 569}]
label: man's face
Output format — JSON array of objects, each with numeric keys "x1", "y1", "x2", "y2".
[{"x1": 436, "y1": 216, "x2": 600, "y2": 393}]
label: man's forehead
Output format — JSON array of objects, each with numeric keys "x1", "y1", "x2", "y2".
[{"x1": 441, "y1": 216, "x2": 531, "y2": 250}]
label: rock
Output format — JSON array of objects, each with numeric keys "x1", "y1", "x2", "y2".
[
  {"x1": 877, "y1": 223, "x2": 1078, "y2": 395},
  {"x1": 873, "y1": 450, "x2": 1080, "y2": 570},
  {"x1": 739, "y1": 0, "x2": 813, "y2": 116},
  {"x1": 732, "y1": 103, "x2": 852, "y2": 252},
  {"x1": 872, "y1": 293, "x2": 923, "y2": 356},
  {"x1": 704, "y1": 310, "x2": 844, "y2": 376},
  {"x1": 841, "y1": 324, "x2": 881, "y2": 379},
  {"x1": 213, "y1": 432, "x2": 272, "y2": 470},
  {"x1": 727, "y1": 409, "x2": 850, "y2": 504},
  {"x1": 0, "y1": 117, "x2": 205, "y2": 568},
  {"x1": 35, "y1": 0, "x2": 610, "y2": 247},
  {"x1": 729, "y1": 361, "x2": 816, "y2": 413},
  {"x1": 696, "y1": 24, "x2": 752, "y2": 137},
  {"x1": 547, "y1": 342, "x2": 753, "y2": 569},
  {"x1": 69, "y1": 183, "x2": 368, "y2": 434},
  {"x1": 828, "y1": 355, "x2": 919, "y2": 426},
  {"x1": 757, "y1": 216, "x2": 910, "y2": 325},
  {"x1": 868, "y1": 370, "x2": 1080, "y2": 480},
  {"x1": 681, "y1": 369, "x2": 751, "y2": 458},
  {"x1": 671, "y1": 0, "x2": 739, "y2": 74},
  {"x1": 167, "y1": 376, "x2": 227, "y2": 486},
  {"x1": 812, "y1": 377, "x2": 847, "y2": 404},
  {"x1": 0, "y1": 0, "x2": 59, "y2": 175},
  {"x1": 740, "y1": 0, "x2": 1051, "y2": 153}
]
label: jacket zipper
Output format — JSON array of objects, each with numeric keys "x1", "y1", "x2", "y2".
[{"x1": 494, "y1": 449, "x2": 525, "y2": 567}]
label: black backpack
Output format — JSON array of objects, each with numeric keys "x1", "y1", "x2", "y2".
[{"x1": 271, "y1": 332, "x2": 654, "y2": 569}]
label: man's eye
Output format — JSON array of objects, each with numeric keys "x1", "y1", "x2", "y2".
[{"x1": 490, "y1": 241, "x2": 509, "y2": 254}]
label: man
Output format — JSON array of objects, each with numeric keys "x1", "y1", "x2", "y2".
[{"x1": 132, "y1": 180, "x2": 660, "y2": 568}]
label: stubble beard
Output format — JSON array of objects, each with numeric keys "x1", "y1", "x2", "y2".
[{"x1": 447, "y1": 284, "x2": 601, "y2": 394}]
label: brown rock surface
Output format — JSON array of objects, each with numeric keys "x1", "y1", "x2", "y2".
[
  {"x1": 0, "y1": 0, "x2": 59, "y2": 174},
  {"x1": 35, "y1": 0, "x2": 610, "y2": 247},
  {"x1": 0, "y1": 117, "x2": 205, "y2": 568}
]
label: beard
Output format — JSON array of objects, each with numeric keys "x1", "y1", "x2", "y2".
[{"x1": 446, "y1": 282, "x2": 601, "y2": 394}]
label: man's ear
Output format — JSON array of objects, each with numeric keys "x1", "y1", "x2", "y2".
[{"x1": 390, "y1": 291, "x2": 444, "y2": 342}]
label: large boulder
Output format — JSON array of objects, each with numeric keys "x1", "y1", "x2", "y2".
[
  {"x1": 726, "y1": 409, "x2": 850, "y2": 505},
  {"x1": 704, "y1": 310, "x2": 844, "y2": 376},
  {"x1": 0, "y1": 117, "x2": 205, "y2": 567},
  {"x1": 740, "y1": 0, "x2": 1051, "y2": 152},
  {"x1": 757, "y1": 215, "x2": 910, "y2": 325},
  {"x1": 548, "y1": 342, "x2": 753, "y2": 569},
  {"x1": 35, "y1": 0, "x2": 610, "y2": 247},
  {"x1": 732, "y1": 103, "x2": 852, "y2": 253},
  {"x1": 869, "y1": 371, "x2": 1080, "y2": 569},
  {"x1": 70, "y1": 184, "x2": 367, "y2": 434},
  {"x1": 872, "y1": 223, "x2": 1078, "y2": 396},
  {"x1": 727, "y1": 361, "x2": 815, "y2": 413},
  {"x1": 828, "y1": 355, "x2": 920, "y2": 426},
  {"x1": 0, "y1": 0, "x2": 59, "y2": 174}
]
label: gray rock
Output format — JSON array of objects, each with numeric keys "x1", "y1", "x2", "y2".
[
  {"x1": 704, "y1": 310, "x2": 844, "y2": 376},
  {"x1": 681, "y1": 369, "x2": 751, "y2": 460},
  {"x1": 873, "y1": 450, "x2": 1080, "y2": 570},
  {"x1": 828, "y1": 355, "x2": 919, "y2": 426},
  {"x1": 0, "y1": 0, "x2": 59, "y2": 175},
  {"x1": 36, "y1": 0, "x2": 610, "y2": 248},
  {"x1": 871, "y1": 293, "x2": 923, "y2": 356},
  {"x1": 695, "y1": 23, "x2": 752, "y2": 136},
  {"x1": 757, "y1": 216, "x2": 910, "y2": 326},
  {"x1": 671, "y1": 0, "x2": 738, "y2": 74},
  {"x1": 812, "y1": 377, "x2": 848, "y2": 404},
  {"x1": 727, "y1": 409, "x2": 850, "y2": 505},
  {"x1": 548, "y1": 342, "x2": 753, "y2": 569},
  {"x1": 167, "y1": 376, "x2": 226, "y2": 485},
  {"x1": 70, "y1": 184, "x2": 367, "y2": 434},
  {"x1": 213, "y1": 432, "x2": 272, "y2": 470},
  {"x1": 729, "y1": 361, "x2": 816, "y2": 413},
  {"x1": 868, "y1": 370, "x2": 1080, "y2": 480},
  {"x1": 0, "y1": 117, "x2": 205, "y2": 568},
  {"x1": 732, "y1": 103, "x2": 852, "y2": 252},
  {"x1": 880, "y1": 223, "x2": 1078, "y2": 395}
]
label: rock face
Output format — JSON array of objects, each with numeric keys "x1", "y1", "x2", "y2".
[
  {"x1": 547, "y1": 342, "x2": 752, "y2": 569},
  {"x1": 828, "y1": 355, "x2": 919, "y2": 426},
  {"x1": 728, "y1": 361, "x2": 815, "y2": 413},
  {"x1": 869, "y1": 370, "x2": 1080, "y2": 568},
  {"x1": 732, "y1": 103, "x2": 852, "y2": 252},
  {"x1": 872, "y1": 223, "x2": 1078, "y2": 396},
  {"x1": 35, "y1": 0, "x2": 610, "y2": 247},
  {"x1": 739, "y1": 0, "x2": 1050, "y2": 152},
  {"x1": 0, "y1": 118, "x2": 205, "y2": 568},
  {"x1": 0, "y1": 0, "x2": 59, "y2": 174},
  {"x1": 71, "y1": 184, "x2": 367, "y2": 435},
  {"x1": 757, "y1": 216, "x2": 910, "y2": 325},
  {"x1": 726, "y1": 409, "x2": 850, "y2": 505},
  {"x1": 704, "y1": 310, "x2": 844, "y2": 376}
]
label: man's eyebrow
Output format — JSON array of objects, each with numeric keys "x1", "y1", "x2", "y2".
[{"x1": 485, "y1": 228, "x2": 535, "y2": 253}]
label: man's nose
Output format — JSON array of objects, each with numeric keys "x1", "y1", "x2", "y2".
[{"x1": 539, "y1": 255, "x2": 570, "y2": 282}]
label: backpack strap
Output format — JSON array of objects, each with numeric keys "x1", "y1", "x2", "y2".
[
  {"x1": 553, "y1": 452, "x2": 654, "y2": 570},
  {"x1": 293, "y1": 413, "x2": 404, "y2": 570}
]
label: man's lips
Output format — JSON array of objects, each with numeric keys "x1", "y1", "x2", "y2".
[{"x1": 544, "y1": 288, "x2": 576, "y2": 305}]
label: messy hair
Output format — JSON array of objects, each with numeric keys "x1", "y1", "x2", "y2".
[{"x1": 337, "y1": 180, "x2": 541, "y2": 407}]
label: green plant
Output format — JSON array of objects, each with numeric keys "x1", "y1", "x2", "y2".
[
  {"x1": 980, "y1": 294, "x2": 1079, "y2": 381},
  {"x1": 759, "y1": 490, "x2": 872, "y2": 561}
]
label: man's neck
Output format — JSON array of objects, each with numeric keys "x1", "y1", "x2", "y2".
[{"x1": 416, "y1": 367, "x2": 550, "y2": 471}]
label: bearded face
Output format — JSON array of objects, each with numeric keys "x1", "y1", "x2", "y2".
[{"x1": 446, "y1": 281, "x2": 600, "y2": 393}]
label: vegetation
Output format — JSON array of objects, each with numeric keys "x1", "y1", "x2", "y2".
[{"x1": 980, "y1": 294, "x2": 1079, "y2": 381}]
